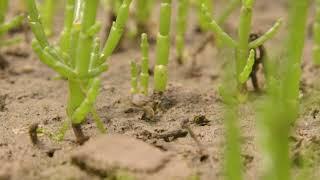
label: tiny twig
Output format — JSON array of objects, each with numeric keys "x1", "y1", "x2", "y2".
[
  {"x1": 181, "y1": 119, "x2": 216, "y2": 169},
  {"x1": 29, "y1": 123, "x2": 39, "y2": 145},
  {"x1": 72, "y1": 124, "x2": 89, "y2": 145},
  {"x1": 154, "y1": 129, "x2": 188, "y2": 142}
]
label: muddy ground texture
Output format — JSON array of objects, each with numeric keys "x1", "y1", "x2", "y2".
[{"x1": 1, "y1": 0, "x2": 320, "y2": 180}]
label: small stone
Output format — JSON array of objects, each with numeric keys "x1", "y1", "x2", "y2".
[
  {"x1": 71, "y1": 134, "x2": 171, "y2": 176},
  {"x1": 20, "y1": 65, "x2": 34, "y2": 74},
  {"x1": 131, "y1": 94, "x2": 150, "y2": 107},
  {"x1": 193, "y1": 115, "x2": 210, "y2": 126},
  {"x1": 141, "y1": 106, "x2": 155, "y2": 122}
]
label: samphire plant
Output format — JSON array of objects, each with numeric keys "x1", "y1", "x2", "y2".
[
  {"x1": 257, "y1": 0, "x2": 309, "y2": 179},
  {"x1": 26, "y1": 0, "x2": 132, "y2": 144},
  {"x1": 201, "y1": 0, "x2": 282, "y2": 90},
  {"x1": 153, "y1": 0, "x2": 172, "y2": 93},
  {"x1": 131, "y1": 33, "x2": 149, "y2": 96},
  {"x1": 219, "y1": 49, "x2": 242, "y2": 180}
]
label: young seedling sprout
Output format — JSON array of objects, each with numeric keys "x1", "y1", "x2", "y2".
[
  {"x1": 201, "y1": 0, "x2": 282, "y2": 91},
  {"x1": 26, "y1": 0, "x2": 132, "y2": 144},
  {"x1": 176, "y1": 0, "x2": 189, "y2": 64},
  {"x1": 154, "y1": 0, "x2": 172, "y2": 94},
  {"x1": 130, "y1": 34, "x2": 150, "y2": 96},
  {"x1": 313, "y1": 0, "x2": 320, "y2": 65},
  {"x1": 130, "y1": 60, "x2": 139, "y2": 94},
  {"x1": 140, "y1": 33, "x2": 149, "y2": 95}
]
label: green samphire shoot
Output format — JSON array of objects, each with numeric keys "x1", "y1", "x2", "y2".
[
  {"x1": 154, "y1": 0, "x2": 172, "y2": 93},
  {"x1": 26, "y1": 0, "x2": 132, "y2": 144},
  {"x1": 130, "y1": 34, "x2": 150, "y2": 96}
]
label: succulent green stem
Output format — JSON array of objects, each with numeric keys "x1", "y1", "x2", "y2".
[
  {"x1": 130, "y1": 60, "x2": 139, "y2": 94},
  {"x1": 140, "y1": 33, "x2": 149, "y2": 95},
  {"x1": 100, "y1": 0, "x2": 131, "y2": 63},
  {"x1": 239, "y1": 49, "x2": 255, "y2": 83},
  {"x1": 26, "y1": 0, "x2": 132, "y2": 142},
  {"x1": 154, "y1": 0, "x2": 172, "y2": 93}
]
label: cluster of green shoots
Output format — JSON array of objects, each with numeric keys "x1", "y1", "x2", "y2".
[
  {"x1": 131, "y1": 0, "x2": 172, "y2": 95},
  {"x1": 201, "y1": 0, "x2": 283, "y2": 90},
  {"x1": 0, "y1": 0, "x2": 24, "y2": 46},
  {"x1": 131, "y1": 33, "x2": 149, "y2": 95},
  {"x1": 217, "y1": 0, "x2": 310, "y2": 179},
  {"x1": 258, "y1": 0, "x2": 309, "y2": 179},
  {"x1": 26, "y1": 0, "x2": 132, "y2": 143}
]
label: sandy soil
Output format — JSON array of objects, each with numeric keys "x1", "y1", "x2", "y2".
[{"x1": 1, "y1": 0, "x2": 320, "y2": 179}]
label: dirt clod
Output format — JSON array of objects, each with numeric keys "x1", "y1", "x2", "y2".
[
  {"x1": 141, "y1": 106, "x2": 155, "y2": 122},
  {"x1": 154, "y1": 129, "x2": 188, "y2": 142},
  {"x1": 71, "y1": 134, "x2": 171, "y2": 176}
]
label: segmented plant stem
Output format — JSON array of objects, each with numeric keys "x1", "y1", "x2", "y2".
[
  {"x1": 75, "y1": 0, "x2": 99, "y2": 76},
  {"x1": 236, "y1": 0, "x2": 255, "y2": 81},
  {"x1": 27, "y1": 0, "x2": 132, "y2": 141},
  {"x1": 154, "y1": 0, "x2": 172, "y2": 93},
  {"x1": 140, "y1": 33, "x2": 149, "y2": 95},
  {"x1": 130, "y1": 60, "x2": 139, "y2": 94},
  {"x1": 239, "y1": 49, "x2": 255, "y2": 83},
  {"x1": 100, "y1": 0, "x2": 131, "y2": 63},
  {"x1": 59, "y1": 0, "x2": 76, "y2": 53}
]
